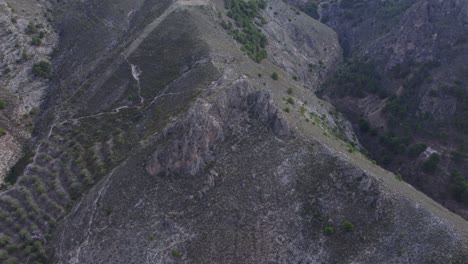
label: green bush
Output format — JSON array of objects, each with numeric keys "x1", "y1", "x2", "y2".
[
  {"x1": 32, "y1": 61, "x2": 51, "y2": 79},
  {"x1": 0, "y1": 250, "x2": 7, "y2": 260},
  {"x1": 395, "y1": 174, "x2": 403, "y2": 181},
  {"x1": 171, "y1": 249, "x2": 181, "y2": 257},
  {"x1": 342, "y1": 220, "x2": 354, "y2": 232},
  {"x1": 422, "y1": 153, "x2": 440, "y2": 174},
  {"x1": 324, "y1": 226, "x2": 334, "y2": 235},
  {"x1": 286, "y1": 97, "x2": 294, "y2": 105},
  {"x1": 0, "y1": 129, "x2": 6, "y2": 137},
  {"x1": 379, "y1": 133, "x2": 410, "y2": 155},
  {"x1": 22, "y1": 52, "x2": 30, "y2": 61},
  {"x1": 31, "y1": 36, "x2": 42, "y2": 46},
  {"x1": 6, "y1": 257, "x2": 18, "y2": 264},
  {"x1": 0, "y1": 235, "x2": 9, "y2": 246},
  {"x1": 104, "y1": 207, "x2": 112, "y2": 216},
  {"x1": 0, "y1": 100, "x2": 5, "y2": 109},
  {"x1": 449, "y1": 171, "x2": 468, "y2": 204},
  {"x1": 26, "y1": 22, "x2": 36, "y2": 35},
  {"x1": 271, "y1": 72, "x2": 279, "y2": 80},
  {"x1": 149, "y1": 234, "x2": 155, "y2": 241}
]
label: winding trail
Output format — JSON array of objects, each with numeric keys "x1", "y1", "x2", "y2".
[{"x1": 46, "y1": 0, "x2": 213, "y2": 154}]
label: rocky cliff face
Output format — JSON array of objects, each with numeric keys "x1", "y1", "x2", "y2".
[
  {"x1": 288, "y1": 0, "x2": 468, "y2": 219},
  {"x1": 0, "y1": 0, "x2": 466, "y2": 263}
]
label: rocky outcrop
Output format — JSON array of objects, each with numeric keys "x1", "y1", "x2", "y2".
[
  {"x1": 146, "y1": 80, "x2": 291, "y2": 177},
  {"x1": 264, "y1": 0, "x2": 342, "y2": 91},
  {"x1": 49, "y1": 72, "x2": 468, "y2": 263}
]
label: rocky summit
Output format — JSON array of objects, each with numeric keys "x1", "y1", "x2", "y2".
[{"x1": 0, "y1": 0, "x2": 466, "y2": 263}]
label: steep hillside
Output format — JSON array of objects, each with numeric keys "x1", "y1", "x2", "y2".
[
  {"x1": 0, "y1": 0, "x2": 57, "y2": 186},
  {"x1": 291, "y1": 0, "x2": 468, "y2": 219},
  {"x1": 0, "y1": 0, "x2": 466, "y2": 263}
]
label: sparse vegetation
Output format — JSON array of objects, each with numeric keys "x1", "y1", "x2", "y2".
[
  {"x1": 324, "y1": 226, "x2": 334, "y2": 235},
  {"x1": 449, "y1": 171, "x2": 468, "y2": 204},
  {"x1": 149, "y1": 234, "x2": 156, "y2": 241},
  {"x1": 6, "y1": 257, "x2": 18, "y2": 264},
  {"x1": 271, "y1": 72, "x2": 279, "y2": 80},
  {"x1": 342, "y1": 220, "x2": 354, "y2": 232},
  {"x1": 31, "y1": 36, "x2": 42, "y2": 46},
  {"x1": 395, "y1": 174, "x2": 403, "y2": 181},
  {"x1": 171, "y1": 249, "x2": 181, "y2": 257},
  {"x1": 223, "y1": 0, "x2": 268, "y2": 62},
  {"x1": 422, "y1": 153, "x2": 440, "y2": 174},
  {"x1": 324, "y1": 60, "x2": 382, "y2": 98},
  {"x1": 104, "y1": 207, "x2": 112, "y2": 216},
  {"x1": 0, "y1": 100, "x2": 5, "y2": 109},
  {"x1": 0, "y1": 129, "x2": 6, "y2": 137},
  {"x1": 26, "y1": 22, "x2": 37, "y2": 35},
  {"x1": 407, "y1": 143, "x2": 427, "y2": 158},
  {"x1": 22, "y1": 52, "x2": 30, "y2": 61}
]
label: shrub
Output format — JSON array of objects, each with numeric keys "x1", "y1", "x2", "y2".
[
  {"x1": 39, "y1": 31, "x2": 46, "y2": 39},
  {"x1": 287, "y1": 87, "x2": 293, "y2": 94},
  {"x1": 379, "y1": 133, "x2": 410, "y2": 155},
  {"x1": 149, "y1": 234, "x2": 155, "y2": 241},
  {"x1": 171, "y1": 249, "x2": 181, "y2": 257},
  {"x1": 32, "y1": 61, "x2": 51, "y2": 79},
  {"x1": 422, "y1": 153, "x2": 440, "y2": 174},
  {"x1": 104, "y1": 207, "x2": 112, "y2": 216},
  {"x1": 0, "y1": 250, "x2": 7, "y2": 260},
  {"x1": 324, "y1": 226, "x2": 334, "y2": 235},
  {"x1": 6, "y1": 257, "x2": 18, "y2": 264},
  {"x1": 5, "y1": 244, "x2": 16, "y2": 253},
  {"x1": 31, "y1": 36, "x2": 42, "y2": 46},
  {"x1": 286, "y1": 97, "x2": 294, "y2": 105},
  {"x1": 0, "y1": 129, "x2": 6, "y2": 137},
  {"x1": 0, "y1": 235, "x2": 9, "y2": 246},
  {"x1": 395, "y1": 174, "x2": 403, "y2": 181},
  {"x1": 283, "y1": 107, "x2": 290, "y2": 113},
  {"x1": 342, "y1": 220, "x2": 354, "y2": 232},
  {"x1": 449, "y1": 171, "x2": 468, "y2": 204},
  {"x1": 26, "y1": 22, "x2": 36, "y2": 34},
  {"x1": 407, "y1": 143, "x2": 427, "y2": 158},
  {"x1": 0, "y1": 100, "x2": 5, "y2": 109},
  {"x1": 300, "y1": 105, "x2": 306, "y2": 115},
  {"x1": 271, "y1": 72, "x2": 279, "y2": 80},
  {"x1": 22, "y1": 52, "x2": 30, "y2": 61}
]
